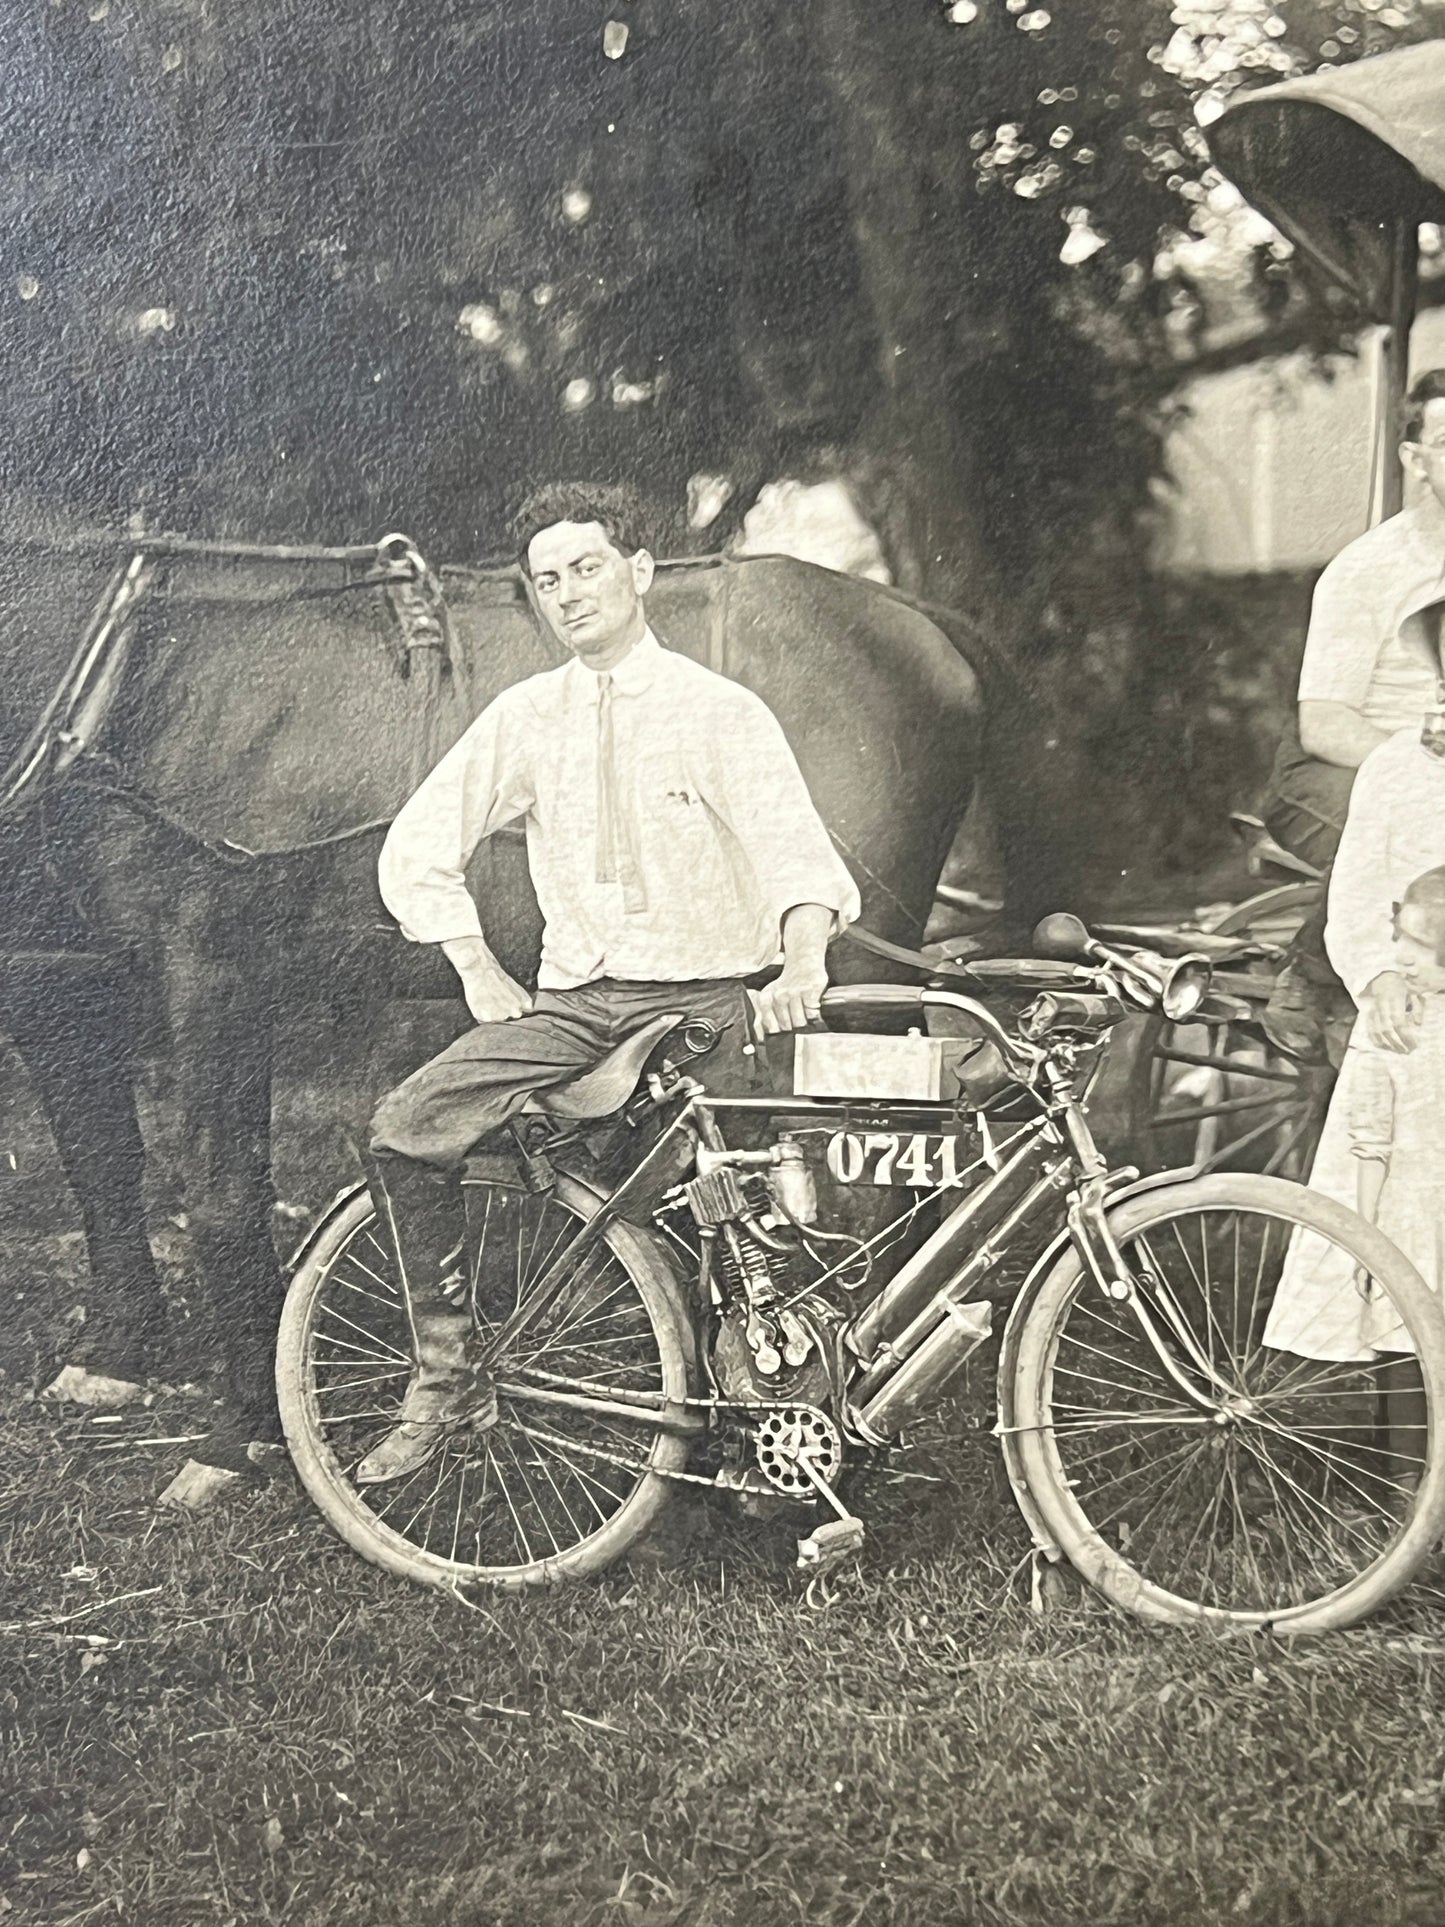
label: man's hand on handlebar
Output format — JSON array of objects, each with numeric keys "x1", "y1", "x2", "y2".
[
  {"x1": 751, "y1": 963, "x2": 829, "y2": 1036},
  {"x1": 752, "y1": 902, "x2": 835, "y2": 1036},
  {"x1": 1361, "y1": 970, "x2": 1419, "y2": 1054}
]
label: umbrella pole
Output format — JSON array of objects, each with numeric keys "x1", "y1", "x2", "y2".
[{"x1": 1368, "y1": 216, "x2": 1419, "y2": 528}]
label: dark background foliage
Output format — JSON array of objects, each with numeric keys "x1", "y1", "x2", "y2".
[{"x1": 0, "y1": 0, "x2": 1436, "y2": 893}]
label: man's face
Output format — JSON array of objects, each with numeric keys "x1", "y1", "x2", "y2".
[
  {"x1": 1402, "y1": 398, "x2": 1445, "y2": 511},
  {"x1": 525, "y1": 520, "x2": 654, "y2": 670}
]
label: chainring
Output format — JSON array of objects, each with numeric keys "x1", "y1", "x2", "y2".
[{"x1": 753, "y1": 1405, "x2": 843, "y2": 1497}]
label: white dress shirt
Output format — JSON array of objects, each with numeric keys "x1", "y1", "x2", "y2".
[
  {"x1": 1297, "y1": 495, "x2": 1445, "y2": 731},
  {"x1": 1326, "y1": 727, "x2": 1445, "y2": 999},
  {"x1": 378, "y1": 628, "x2": 861, "y2": 989}
]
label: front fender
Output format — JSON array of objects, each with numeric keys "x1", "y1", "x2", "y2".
[{"x1": 993, "y1": 1166, "x2": 1198, "y2": 1559}]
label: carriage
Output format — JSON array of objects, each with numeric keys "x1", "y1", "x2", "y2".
[{"x1": 1082, "y1": 44, "x2": 1445, "y2": 1187}]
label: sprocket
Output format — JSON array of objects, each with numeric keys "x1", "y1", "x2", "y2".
[{"x1": 753, "y1": 1405, "x2": 843, "y2": 1497}]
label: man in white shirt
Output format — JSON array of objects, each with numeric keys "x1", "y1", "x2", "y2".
[
  {"x1": 1263, "y1": 370, "x2": 1445, "y2": 1058},
  {"x1": 359, "y1": 483, "x2": 860, "y2": 1483}
]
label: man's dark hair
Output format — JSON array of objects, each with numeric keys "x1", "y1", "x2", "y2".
[
  {"x1": 509, "y1": 483, "x2": 654, "y2": 573},
  {"x1": 1395, "y1": 864, "x2": 1445, "y2": 962},
  {"x1": 1400, "y1": 371, "x2": 1445, "y2": 443}
]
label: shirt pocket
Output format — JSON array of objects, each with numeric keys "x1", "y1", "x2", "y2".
[
  {"x1": 634, "y1": 750, "x2": 705, "y2": 815},
  {"x1": 633, "y1": 750, "x2": 717, "y2": 857}
]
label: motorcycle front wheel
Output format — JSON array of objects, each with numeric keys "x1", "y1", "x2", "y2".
[{"x1": 1012, "y1": 1173, "x2": 1445, "y2": 1631}]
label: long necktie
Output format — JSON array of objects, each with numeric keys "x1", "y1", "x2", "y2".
[{"x1": 596, "y1": 673, "x2": 647, "y2": 913}]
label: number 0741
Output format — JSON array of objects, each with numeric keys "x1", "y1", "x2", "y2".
[{"x1": 824, "y1": 1131, "x2": 964, "y2": 1188}]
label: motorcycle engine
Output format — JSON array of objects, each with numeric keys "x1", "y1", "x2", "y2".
[{"x1": 711, "y1": 1298, "x2": 832, "y2": 1408}]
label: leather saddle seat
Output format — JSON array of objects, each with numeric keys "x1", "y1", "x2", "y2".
[{"x1": 525, "y1": 1012, "x2": 685, "y2": 1121}]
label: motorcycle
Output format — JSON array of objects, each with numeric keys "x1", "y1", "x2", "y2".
[{"x1": 278, "y1": 915, "x2": 1445, "y2": 1632}]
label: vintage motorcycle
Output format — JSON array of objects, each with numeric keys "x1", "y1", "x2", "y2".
[{"x1": 277, "y1": 916, "x2": 1445, "y2": 1632}]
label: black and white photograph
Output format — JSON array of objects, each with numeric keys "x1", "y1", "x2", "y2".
[{"x1": 6, "y1": 2, "x2": 1445, "y2": 1921}]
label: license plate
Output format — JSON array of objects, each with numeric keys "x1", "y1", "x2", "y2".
[{"x1": 825, "y1": 1130, "x2": 965, "y2": 1188}]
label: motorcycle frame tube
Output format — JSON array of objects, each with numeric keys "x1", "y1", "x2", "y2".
[
  {"x1": 482, "y1": 1090, "x2": 1072, "y2": 1391},
  {"x1": 848, "y1": 1155, "x2": 1074, "y2": 1404},
  {"x1": 846, "y1": 1125, "x2": 1055, "y2": 1363}
]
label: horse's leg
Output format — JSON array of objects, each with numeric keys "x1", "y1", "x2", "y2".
[
  {"x1": 1, "y1": 954, "x2": 169, "y2": 1398},
  {"x1": 156, "y1": 945, "x2": 285, "y2": 1502}
]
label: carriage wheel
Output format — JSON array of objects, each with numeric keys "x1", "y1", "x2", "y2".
[
  {"x1": 1012, "y1": 1174, "x2": 1445, "y2": 1630},
  {"x1": 277, "y1": 1175, "x2": 692, "y2": 1592},
  {"x1": 1140, "y1": 880, "x2": 1329, "y2": 1177},
  {"x1": 1140, "y1": 1014, "x2": 1332, "y2": 1178}
]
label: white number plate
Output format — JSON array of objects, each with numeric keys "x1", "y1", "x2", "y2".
[{"x1": 825, "y1": 1130, "x2": 965, "y2": 1188}]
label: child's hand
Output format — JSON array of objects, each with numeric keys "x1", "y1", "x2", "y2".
[{"x1": 1361, "y1": 970, "x2": 1420, "y2": 1053}]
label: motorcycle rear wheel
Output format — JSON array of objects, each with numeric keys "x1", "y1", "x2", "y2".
[{"x1": 278, "y1": 1175, "x2": 692, "y2": 1592}]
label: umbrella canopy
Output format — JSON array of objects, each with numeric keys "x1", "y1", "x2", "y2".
[{"x1": 1210, "y1": 41, "x2": 1445, "y2": 318}]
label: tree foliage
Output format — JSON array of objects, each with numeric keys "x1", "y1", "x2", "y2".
[{"x1": 0, "y1": 0, "x2": 1432, "y2": 602}]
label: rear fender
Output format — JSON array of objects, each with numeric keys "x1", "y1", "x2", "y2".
[
  {"x1": 287, "y1": 1170, "x2": 702, "y2": 1390},
  {"x1": 994, "y1": 1166, "x2": 1197, "y2": 1559}
]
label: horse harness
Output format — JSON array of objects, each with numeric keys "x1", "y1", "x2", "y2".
[
  {"x1": 0, "y1": 533, "x2": 941, "y2": 974},
  {"x1": 0, "y1": 530, "x2": 459, "y2": 863}
]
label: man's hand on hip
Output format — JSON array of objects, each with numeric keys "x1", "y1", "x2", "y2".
[
  {"x1": 441, "y1": 936, "x2": 533, "y2": 1025},
  {"x1": 1361, "y1": 970, "x2": 1419, "y2": 1054}
]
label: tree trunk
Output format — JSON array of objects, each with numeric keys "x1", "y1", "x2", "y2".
[{"x1": 812, "y1": 0, "x2": 1014, "y2": 637}]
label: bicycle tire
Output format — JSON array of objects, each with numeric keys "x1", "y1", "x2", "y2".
[
  {"x1": 1011, "y1": 1173, "x2": 1445, "y2": 1630},
  {"x1": 277, "y1": 1175, "x2": 692, "y2": 1592}
]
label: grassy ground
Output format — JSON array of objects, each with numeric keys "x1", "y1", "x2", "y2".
[
  {"x1": 8, "y1": 1349, "x2": 1445, "y2": 1924},
  {"x1": 7, "y1": 1044, "x2": 1445, "y2": 1926}
]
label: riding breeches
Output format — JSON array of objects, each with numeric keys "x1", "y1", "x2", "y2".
[{"x1": 366, "y1": 976, "x2": 758, "y2": 1314}]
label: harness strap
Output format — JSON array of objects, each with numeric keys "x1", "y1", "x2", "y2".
[
  {"x1": 0, "y1": 550, "x2": 155, "y2": 821},
  {"x1": 376, "y1": 534, "x2": 456, "y2": 788},
  {"x1": 707, "y1": 557, "x2": 732, "y2": 675},
  {"x1": 835, "y1": 921, "x2": 982, "y2": 983}
]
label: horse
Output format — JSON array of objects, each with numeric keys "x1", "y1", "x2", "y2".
[
  {"x1": 6, "y1": 532, "x2": 1008, "y2": 1468},
  {"x1": 0, "y1": 524, "x2": 169, "y2": 1395}
]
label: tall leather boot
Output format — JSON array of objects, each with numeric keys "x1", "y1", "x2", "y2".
[{"x1": 356, "y1": 1153, "x2": 497, "y2": 1486}]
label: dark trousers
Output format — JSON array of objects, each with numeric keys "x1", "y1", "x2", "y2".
[
  {"x1": 367, "y1": 977, "x2": 756, "y2": 1312},
  {"x1": 1262, "y1": 735, "x2": 1355, "y2": 988}
]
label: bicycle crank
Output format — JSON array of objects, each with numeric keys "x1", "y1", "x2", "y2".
[{"x1": 750, "y1": 1406, "x2": 865, "y2": 1570}]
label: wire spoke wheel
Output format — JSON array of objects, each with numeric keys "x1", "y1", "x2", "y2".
[
  {"x1": 1012, "y1": 1174, "x2": 1445, "y2": 1629},
  {"x1": 278, "y1": 1175, "x2": 691, "y2": 1590},
  {"x1": 1142, "y1": 1016, "x2": 1331, "y2": 1178}
]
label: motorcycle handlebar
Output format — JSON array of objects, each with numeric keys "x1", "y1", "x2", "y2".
[
  {"x1": 817, "y1": 984, "x2": 1043, "y2": 1074},
  {"x1": 817, "y1": 985, "x2": 927, "y2": 1018}
]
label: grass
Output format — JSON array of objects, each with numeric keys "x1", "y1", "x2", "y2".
[
  {"x1": 6, "y1": 1049, "x2": 1445, "y2": 1926},
  {"x1": 6, "y1": 1371, "x2": 1445, "y2": 1927}
]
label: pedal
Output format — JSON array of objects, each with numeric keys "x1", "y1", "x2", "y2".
[
  {"x1": 792, "y1": 1445, "x2": 865, "y2": 1571},
  {"x1": 797, "y1": 1515, "x2": 865, "y2": 1569}
]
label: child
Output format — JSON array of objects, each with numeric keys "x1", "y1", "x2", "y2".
[{"x1": 1265, "y1": 863, "x2": 1445, "y2": 1364}]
